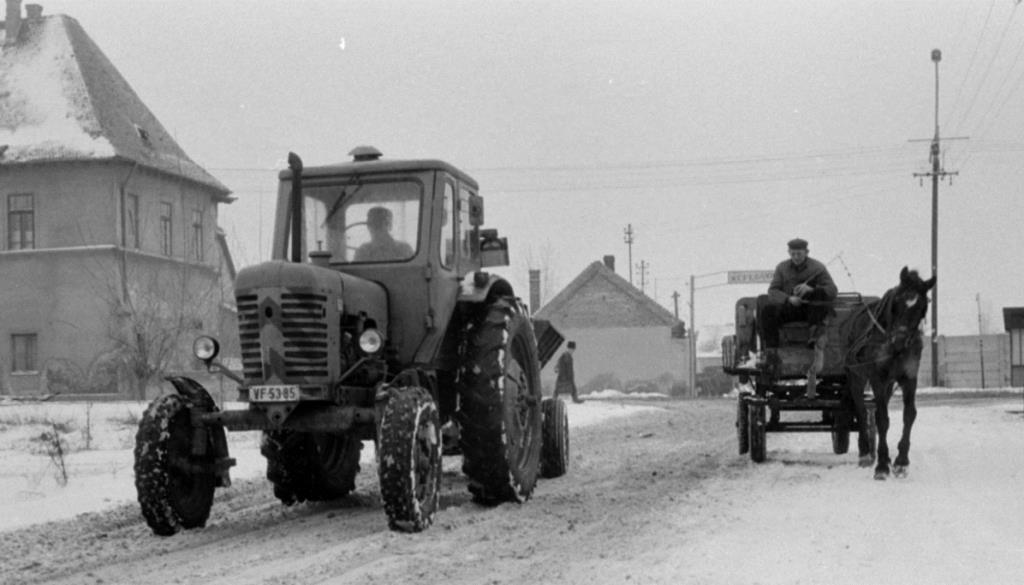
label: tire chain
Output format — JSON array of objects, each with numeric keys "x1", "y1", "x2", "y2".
[
  {"x1": 134, "y1": 394, "x2": 215, "y2": 536},
  {"x1": 378, "y1": 386, "x2": 440, "y2": 532}
]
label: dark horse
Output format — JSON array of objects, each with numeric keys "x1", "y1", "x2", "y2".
[{"x1": 841, "y1": 267, "x2": 935, "y2": 480}]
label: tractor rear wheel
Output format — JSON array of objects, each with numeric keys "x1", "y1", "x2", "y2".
[
  {"x1": 540, "y1": 397, "x2": 569, "y2": 478},
  {"x1": 378, "y1": 386, "x2": 442, "y2": 532},
  {"x1": 134, "y1": 393, "x2": 217, "y2": 536},
  {"x1": 261, "y1": 430, "x2": 362, "y2": 505},
  {"x1": 458, "y1": 297, "x2": 543, "y2": 505}
]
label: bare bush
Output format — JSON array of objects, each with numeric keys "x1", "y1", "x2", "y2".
[{"x1": 34, "y1": 422, "x2": 72, "y2": 486}]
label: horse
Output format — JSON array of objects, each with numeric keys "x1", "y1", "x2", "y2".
[{"x1": 840, "y1": 266, "x2": 935, "y2": 480}]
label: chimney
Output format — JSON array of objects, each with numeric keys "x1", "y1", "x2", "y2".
[
  {"x1": 528, "y1": 269, "x2": 541, "y2": 313},
  {"x1": 603, "y1": 255, "x2": 615, "y2": 273},
  {"x1": 25, "y1": 3, "x2": 40, "y2": 19},
  {"x1": 4, "y1": 0, "x2": 21, "y2": 46}
]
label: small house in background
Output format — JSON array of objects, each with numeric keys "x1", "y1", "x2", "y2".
[
  {"x1": 0, "y1": 3, "x2": 237, "y2": 399},
  {"x1": 534, "y1": 256, "x2": 691, "y2": 396},
  {"x1": 1004, "y1": 307, "x2": 1024, "y2": 387}
]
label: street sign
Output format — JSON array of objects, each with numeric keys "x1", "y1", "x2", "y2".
[{"x1": 727, "y1": 270, "x2": 774, "y2": 285}]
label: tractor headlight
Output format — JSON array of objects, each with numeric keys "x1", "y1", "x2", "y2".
[
  {"x1": 193, "y1": 336, "x2": 220, "y2": 361},
  {"x1": 358, "y1": 329, "x2": 384, "y2": 354}
]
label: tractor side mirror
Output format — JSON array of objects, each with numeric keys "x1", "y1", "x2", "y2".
[
  {"x1": 468, "y1": 193, "x2": 484, "y2": 227},
  {"x1": 479, "y1": 229, "x2": 509, "y2": 267}
]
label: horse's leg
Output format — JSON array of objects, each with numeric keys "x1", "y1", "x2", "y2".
[
  {"x1": 893, "y1": 378, "x2": 918, "y2": 478},
  {"x1": 872, "y1": 378, "x2": 892, "y2": 480}
]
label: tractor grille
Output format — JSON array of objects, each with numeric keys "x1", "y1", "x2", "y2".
[{"x1": 237, "y1": 292, "x2": 331, "y2": 382}]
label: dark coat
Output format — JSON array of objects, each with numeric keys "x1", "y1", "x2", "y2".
[
  {"x1": 767, "y1": 257, "x2": 838, "y2": 304},
  {"x1": 555, "y1": 350, "x2": 575, "y2": 391}
]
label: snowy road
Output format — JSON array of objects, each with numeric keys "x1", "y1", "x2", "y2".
[{"x1": 1, "y1": 395, "x2": 1022, "y2": 584}]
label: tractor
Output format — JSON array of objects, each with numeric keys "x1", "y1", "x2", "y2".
[{"x1": 133, "y1": 146, "x2": 569, "y2": 536}]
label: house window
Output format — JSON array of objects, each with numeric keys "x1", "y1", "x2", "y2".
[
  {"x1": 125, "y1": 194, "x2": 140, "y2": 249},
  {"x1": 191, "y1": 209, "x2": 203, "y2": 261},
  {"x1": 160, "y1": 202, "x2": 173, "y2": 256},
  {"x1": 12, "y1": 333, "x2": 37, "y2": 373},
  {"x1": 8, "y1": 194, "x2": 34, "y2": 250}
]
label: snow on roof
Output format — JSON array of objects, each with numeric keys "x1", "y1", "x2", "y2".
[
  {"x1": 535, "y1": 260, "x2": 679, "y2": 327},
  {"x1": 0, "y1": 14, "x2": 113, "y2": 159},
  {"x1": 0, "y1": 14, "x2": 229, "y2": 196}
]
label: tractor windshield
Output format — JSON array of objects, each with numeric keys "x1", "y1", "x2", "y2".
[{"x1": 285, "y1": 178, "x2": 422, "y2": 264}]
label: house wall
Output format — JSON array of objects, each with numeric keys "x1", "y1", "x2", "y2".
[
  {"x1": 0, "y1": 249, "x2": 117, "y2": 394},
  {"x1": 541, "y1": 326, "x2": 691, "y2": 395},
  {"x1": 1, "y1": 163, "x2": 119, "y2": 247},
  {"x1": 0, "y1": 162, "x2": 235, "y2": 397}
]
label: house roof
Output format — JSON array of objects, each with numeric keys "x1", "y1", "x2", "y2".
[
  {"x1": 535, "y1": 260, "x2": 679, "y2": 328},
  {"x1": 1004, "y1": 307, "x2": 1024, "y2": 331},
  {"x1": 0, "y1": 13, "x2": 230, "y2": 197}
]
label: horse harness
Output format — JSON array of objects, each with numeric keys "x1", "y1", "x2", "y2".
[{"x1": 842, "y1": 289, "x2": 921, "y2": 371}]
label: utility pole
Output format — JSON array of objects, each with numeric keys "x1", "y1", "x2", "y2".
[
  {"x1": 977, "y1": 293, "x2": 986, "y2": 389},
  {"x1": 623, "y1": 224, "x2": 635, "y2": 286},
  {"x1": 636, "y1": 260, "x2": 649, "y2": 293},
  {"x1": 912, "y1": 48, "x2": 966, "y2": 387},
  {"x1": 688, "y1": 275, "x2": 696, "y2": 399}
]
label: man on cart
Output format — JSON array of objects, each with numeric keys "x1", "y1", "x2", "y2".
[{"x1": 756, "y1": 238, "x2": 837, "y2": 398}]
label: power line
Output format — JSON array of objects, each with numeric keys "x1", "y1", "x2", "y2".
[
  {"x1": 946, "y1": 0, "x2": 997, "y2": 130},
  {"x1": 950, "y1": 0, "x2": 1020, "y2": 136},
  {"x1": 490, "y1": 164, "x2": 916, "y2": 194},
  {"x1": 203, "y1": 144, "x2": 914, "y2": 176}
]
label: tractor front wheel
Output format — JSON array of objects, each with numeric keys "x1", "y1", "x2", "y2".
[
  {"x1": 134, "y1": 394, "x2": 217, "y2": 536},
  {"x1": 378, "y1": 386, "x2": 442, "y2": 532}
]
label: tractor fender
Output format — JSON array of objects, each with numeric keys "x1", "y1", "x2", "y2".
[
  {"x1": 457, "y1": 271, "x2": 515, "y2": 305},
  {"x1": 165, "y1": 376, "x2": 218, "y2": 410},
  {"x1": 164, "y1": 376, "x2": 233, "y2": 487}
]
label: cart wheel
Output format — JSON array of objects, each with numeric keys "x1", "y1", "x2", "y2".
[
  {"x1": 831, "y1": 411, "x2": 851, "y2": 455},
  {"x1": 748, "y1": 402, "x2": 766, "y2": 463},
  {"x1": 736, "y1": 393, "x2": 750, "y2": 455},
  {"x1": 831, "y1": 426, "x2": 847, "y2": 456}
]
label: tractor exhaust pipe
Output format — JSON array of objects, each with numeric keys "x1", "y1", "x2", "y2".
[{"x1": 287, "y1": 152, "x2": 304, "y2": 263}]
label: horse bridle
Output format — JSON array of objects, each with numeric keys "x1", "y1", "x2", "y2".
[{"x1": 845, "y1": 288, "x2": 922, "y2": 367}]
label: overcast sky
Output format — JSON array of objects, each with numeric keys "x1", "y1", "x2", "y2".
[{"x1": 43, "y1": 0, "x2": 1024, "y2": 338}]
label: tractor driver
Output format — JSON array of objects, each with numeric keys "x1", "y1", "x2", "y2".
[
  {"x1": 354, "y1": 206, "x2": 414, "y2": 262},
  {"x1": 757, "y1": 238, "x2": 838, "y2": 351}
]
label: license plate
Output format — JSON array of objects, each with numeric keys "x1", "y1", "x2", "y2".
[{"x1": 249, "y1": 385, "x2": 300, "y2": 402}]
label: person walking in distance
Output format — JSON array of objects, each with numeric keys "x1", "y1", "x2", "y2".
[{"x1": 554, "y1": 341, "x2": 584, "y2": 403}]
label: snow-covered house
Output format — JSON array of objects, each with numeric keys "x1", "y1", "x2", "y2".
[
  {"x1": 0, "y1": 2, "x2": 236, "y2": 397},
  {"x1": 534, "y1": 256, "x2": 691, "y2": 395}
]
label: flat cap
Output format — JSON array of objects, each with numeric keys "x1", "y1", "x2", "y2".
[{"x1": 787, "y1": 238, "x2": 808, "y2": 250}]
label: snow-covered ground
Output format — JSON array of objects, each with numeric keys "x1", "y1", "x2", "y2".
[
  {"x1": 1, "y1": 388, "x2": 1022, "y2": 584},
  {"x1": 0, "y1": 395, "x2": 660, "y2": 533}
]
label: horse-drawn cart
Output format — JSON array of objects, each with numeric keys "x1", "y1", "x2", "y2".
[{"x1": 722, "y1": 293, "x2": 878, "y2": 462}]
